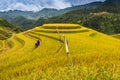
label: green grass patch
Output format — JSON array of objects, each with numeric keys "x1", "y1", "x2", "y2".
[
  {"x1": 7, "y1": 39, "x2": 14, "y2": 48},
  {"x1": 14, "y1": 36, "x2": 25, "y2": 46},
  {"x1": 0, "y1": 40, "x2": 5, "y2": 52}
]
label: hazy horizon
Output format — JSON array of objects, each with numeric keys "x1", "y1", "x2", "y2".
[{"x1": 0, "y1": 0, "x2": 105, "y2": 12}]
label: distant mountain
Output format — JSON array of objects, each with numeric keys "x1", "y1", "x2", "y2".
[
  {"x1": 35, "y1": 8, "x2": 60, "y2": 18},
  {"x1": 105, "y1": 0, "x2": 120, "y2": 5},
  {"x1": 0, "y1": 1, "x2": 103, "y2": 20},
  {"x1": 28, "y1": 1, "x2": 103, "y2": 18},
  {"x1": 34, "y1": 0, "x2": 120, "y2": 35},
  {"x1": 61, "y1": 1, "x2": 103, "y2": 12},
  {"x1": 0, "y1": 18, "x2": 22, "y2": 40},
  {"x1": 0, "y1": 1, "x2": 103, "y2": 30},
  {"x1": 0, "y1": 10, "x2": 34, "y2": 21}
]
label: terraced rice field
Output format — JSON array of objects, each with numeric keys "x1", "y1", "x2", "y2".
[
  {"x1": 42, "y1": 24, "x2": 81, "y2": 29},
  {"x1": 0, "y1": 24, "x2": 120, "y2": 80},
  {"x1": 112, "y1": 34, "x2": 120, "y2": 39}
]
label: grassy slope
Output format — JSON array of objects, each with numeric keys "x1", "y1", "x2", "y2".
[
  {"x1": 0, "y1": 25, "x2": 120, "y2": 80},
  {"x1": 0, "y1": 18, "x2": 22, "y2": 40}
]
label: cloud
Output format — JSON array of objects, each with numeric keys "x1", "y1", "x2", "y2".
[
  {"x1": 6, "y1": 3, "x2": 41, "y2": 12},
  {"x1": 37, "y1": 0, "x2": 71, "y2": 9},
  {"x1": 0, "y1": 0, "x2": 71, "y2": 12},
  {"x1": 0, "y1": 0, "x2": 105, "y2": 12}
]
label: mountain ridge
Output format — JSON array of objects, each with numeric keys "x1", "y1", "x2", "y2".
[
  {"x1": 0, "y1": 1, "x2": 103, "y2": 20},
  {"x1": 105, "y1": 0, "x2": 120, "y2": 5},
  {"x1": 33, "y1": 1, "x2": 120, "y2": 34}
]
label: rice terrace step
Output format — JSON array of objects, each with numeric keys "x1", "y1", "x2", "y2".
[{"x1": 0, "y1": 23, "x2": 120, "y2": 80}]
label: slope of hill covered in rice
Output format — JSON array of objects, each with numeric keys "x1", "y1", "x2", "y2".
[
  {"x1": 112, "y1": 34, "x2": 120, "y2": 39},
  {"x1": 0, "y1": 24, "x2": 120, "y2": 80}
]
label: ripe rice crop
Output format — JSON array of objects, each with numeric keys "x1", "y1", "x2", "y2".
[
  {"x1": 34, "y1": 27, "x2": 89, "y2": 33},
  {"x1": 0, "y1": 24, "x2": 120, "y2": 80},
  {"x1": 42, "y1": 24, "x2": 81, "y2": 29}
]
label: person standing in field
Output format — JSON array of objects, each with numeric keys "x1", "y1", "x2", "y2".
[{"x1": 35, "y1": 39, "x2": 41, "y2": 48}]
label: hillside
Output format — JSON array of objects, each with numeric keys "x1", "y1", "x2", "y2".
[
  {"x1": 0, "y1": 18, "x2": 22, "y2": 40},
  {"x1": 0, "y1": 1, "x2": 103, "y2": 20},
  {"x1": 0, "y1": 0, "x2": 120, "y2": 32},
  {"x1": 37, "y1": 2, "x2": 120, "y2": 35},
  {"x1": 61, "y1": 1, "x2": 103, "y2": 13},
  {"x1": 0, "y1": 24, "x2": 120, "y2": 79},
  {"x1": 105, "y1": 0, "x2": 120, "y2": 5},
  {"x1": 0, "y1": 1, "x2": 103, "y2": 30},
  {"x1": 11, "y1": 16, "x2": 35, "y2": 30}
]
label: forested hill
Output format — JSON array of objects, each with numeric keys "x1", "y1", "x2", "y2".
[
  {"x1": 105, "y1": 0, "x2": 120, "y2": 5},
  {"x1": 34, "y1": 1, "x2": 120, "y2": 34},
  {"x1": 0, "y1": 1, "x2": 103, "y2": 20},
  {"x1": 0, "y1": 18, "x2": 22, "y2": 40},
  {"x1": 0, "y1": 1, "x2": 103, "y2": 31}
]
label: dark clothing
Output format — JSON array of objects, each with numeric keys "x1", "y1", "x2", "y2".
[
  {"x1": 35, "y1": 40, "x2": 40, "y2": 48},
  {"x1": 37, "y1": 40, "x2": 40, "y2": 46},
  {"x1": 35, "y1": 43, "x2": 38, "y2": 48}
]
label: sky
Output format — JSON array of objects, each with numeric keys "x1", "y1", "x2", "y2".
[{"x1": 0, "y1": 0, "x2": 105, "y2": 12}]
